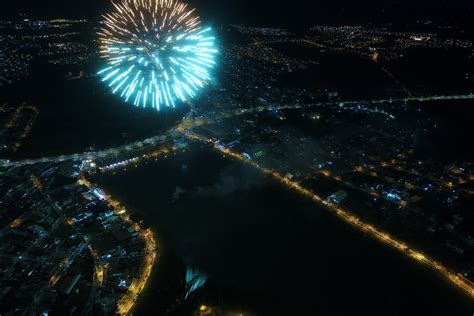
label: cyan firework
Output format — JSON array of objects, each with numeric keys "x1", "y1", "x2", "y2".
[{"x1": 97, "y1": 0, "x2": 217, "y2": 110}]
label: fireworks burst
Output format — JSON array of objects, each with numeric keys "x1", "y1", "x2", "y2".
[{"x1": 97, "y1": 0, "x2": 217, "y2": 110}]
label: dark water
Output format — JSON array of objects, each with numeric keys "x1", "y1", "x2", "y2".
[
  {"x1": 1, "y1": 62, "x2": 188, "y2": 159},
  {"x1": 386, "y1": 47, "x2": 474, "y2": 96},
  {"x1": 97, "y1": 145, "x2": 473, "y2": 316},
  {"x1": 275, "y1": 44, "x2": 407, "y2": 100},
  {"x1": 410, "y1": 100, "x2": 474, "y2": 162},
  {"x1": 430, "y1": 101, "x2": 474, "y2": 160}
]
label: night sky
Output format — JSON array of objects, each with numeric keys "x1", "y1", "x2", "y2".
[{"x1": 2, "y1": 0, "x2": 473, "y2": 27}]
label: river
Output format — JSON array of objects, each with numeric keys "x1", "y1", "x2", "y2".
[{"x1": 97, "y1": 144, "x2": 474, "y2": 315}]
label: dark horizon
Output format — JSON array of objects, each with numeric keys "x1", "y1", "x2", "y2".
[{"x1": 2, "y1": 0, "x2": 474, "y2": 28}]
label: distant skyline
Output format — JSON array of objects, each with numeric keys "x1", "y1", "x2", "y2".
[{"x1": 2, "y1": 0, "x2": 473, "y2": 27}]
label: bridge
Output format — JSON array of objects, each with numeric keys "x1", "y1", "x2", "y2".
[{"x1": 1, "y1": 93, "x2": 473, "y2": 168}]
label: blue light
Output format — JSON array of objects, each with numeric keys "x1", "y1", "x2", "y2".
[{"x1": 98, "y1": 2, "x2": 218, "y2": 111}]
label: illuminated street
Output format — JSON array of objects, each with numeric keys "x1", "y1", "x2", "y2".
[
  {"x1": 181, "y1": 129, "x2": 474, "y2": 298},
  {"x1": 1, "y1": 1, "x2": 474, "y2": 314}
]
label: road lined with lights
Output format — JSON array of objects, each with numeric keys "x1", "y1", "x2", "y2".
[
  {"x1": 2, "y1": 93, "x2": 474, "y2": 312},
  {"x1": 0, "y1": 129, "x2": 176, "y2": 168},
  {"x1": 2, "y1": 92, "x2": 473, "y2": 169},
  {"x1": 78, "y1": 177, "x2": 158, "y2": 315},
  {"x1": 178, "y1": 93, "x2": 474, "y2": 130},
  {"x1": 180, "y1": 128, "x2": 474, "y2": 299}
]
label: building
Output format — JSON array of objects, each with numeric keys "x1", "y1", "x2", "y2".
[{"x1": 327, "y1": 190, "x2": 348, "y2": 205}]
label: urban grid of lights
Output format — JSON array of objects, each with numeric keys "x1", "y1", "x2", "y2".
[{"x1": 97, "y1": 0, "x2": 217, "y2": 110}]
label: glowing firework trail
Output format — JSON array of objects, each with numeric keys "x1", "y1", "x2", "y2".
[{"x1": 98, "y1": 0, "x2": 217, "y2": 110}]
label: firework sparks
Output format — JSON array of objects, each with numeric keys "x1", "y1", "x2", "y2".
[{"x1": 97, "y1": 0, "x2": 217, "y2": 110}]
